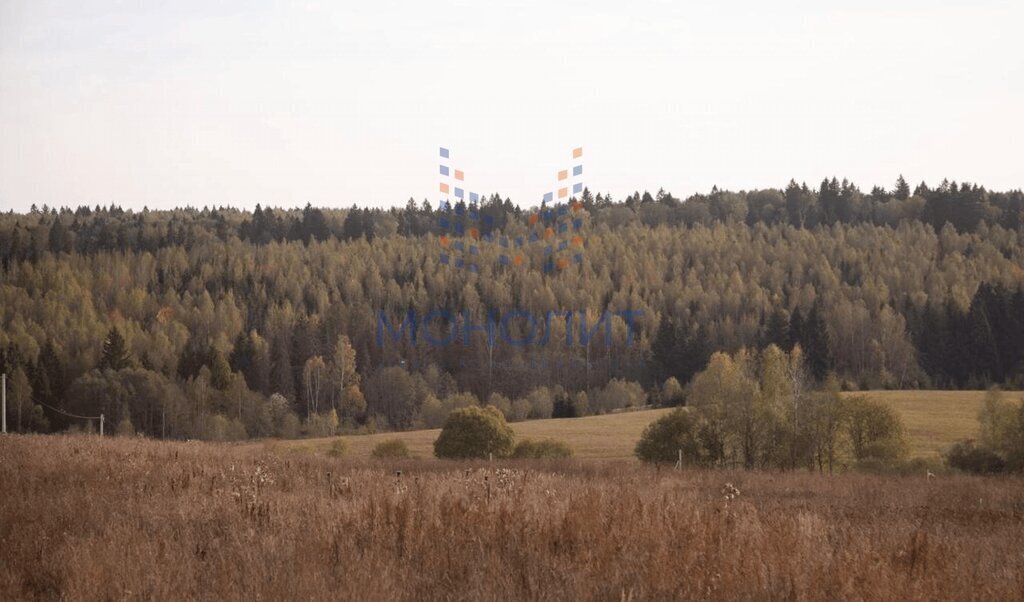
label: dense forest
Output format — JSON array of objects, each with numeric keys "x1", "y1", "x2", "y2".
[{"x1": 1, "y1": 176, "x2": 1023, "y2": 440}]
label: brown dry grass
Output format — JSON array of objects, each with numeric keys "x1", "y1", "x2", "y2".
[{"x1": 3, "y1": 434, "x2": 1024, "y2": 600}]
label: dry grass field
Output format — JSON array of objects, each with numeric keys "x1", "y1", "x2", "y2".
[
  {"x1": 2, "y1": 434, "x2": 1024, "y2": 600},
  {"x1": 265, "y1": 390, "x2": 1014, "y2": 461}
]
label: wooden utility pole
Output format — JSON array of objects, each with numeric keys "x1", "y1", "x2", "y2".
[{"x1": 2, "y1": 372, "x2": 6, "y2": 434}]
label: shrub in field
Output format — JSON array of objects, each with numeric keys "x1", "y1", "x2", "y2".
[
  {"x1": 844, "y1": 395, "x2": 908, "y2": 463},
  {"x1": 943, "y1": 388, "x2": 1024, "y2": 473},
  {"x1": 512, "y1": 438, "x2": 573, "y2": 459},
  {"x1": 946, "y1": 440, "x2": 1005, "y2": 474},
  {"x1": 371, "y1": 438, "x2": 411, "y2": 459},
  {"x1": 978, "y1": 387, "x2": 1016, "y2": 451},
  {"x1": 326, "y1": 439, "x2": 348, "y2": 458},
  {"x1": 856, "y1": 456, "x2": 945, "y2": 476},
  {"x1": 975, "y1": 388, "x2": 1024, "y2": 471},
  {"x1": 635, "y1": 407, "x2": 708, "y2": 465},
  {"x1": 433, "y1": 405, "x2": 514, "y2": 459},
  {"x1": 896, "y1": 457, "x2": 945, "y2": 477}
]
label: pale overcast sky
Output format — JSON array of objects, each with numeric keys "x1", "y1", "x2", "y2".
[{"x1": 0, "y1": 0, "x2": 1021, "y2": 212}]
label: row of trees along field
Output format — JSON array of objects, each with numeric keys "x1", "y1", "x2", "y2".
[{"x1": 1, "y1": 176, "x2": 1023, "y2": 439}]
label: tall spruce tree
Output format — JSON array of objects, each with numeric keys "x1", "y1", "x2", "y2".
[
  {"x1": 99, "y1": 327, "x2": 132, "y2": 371},
  {"x1": 800, "y1": 305, "x2": 833, "y2": 381},
  {"x1": 894, "y1": 175, "x2": 911, "y2": 200},
  {"x1": 762, "y1": 308, "x2": 792, "y2": 350}
]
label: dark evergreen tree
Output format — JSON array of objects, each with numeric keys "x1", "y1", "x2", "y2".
[
  {"x1": 99, "y1": 327, "x2": 132, "y2": 371},
  {"x1": 651, "y1": 316, "x2": 680, "y2": 381},
  {"x1": 907, "y1": 302, "x2": 950, "y2": 387},
  {"x1": 229, "y1": 332, "x2": 257, "y2": 388},
  {"x1": 789, "y1": 307, "x2": 804, "y2": 350},
  {"x1": 943, "y1": 299, "x2": 972, "y2": 387},
  {"x1": 676, "y1": 322, "x2": 713, "y2": 386},
  {"x1": 298, "y1": 203, "x2": 331, "y2": 243},
  {"x1": 40, "y1": 341, "x2": 65, "y2": 395},
  {"x1": 270, "y1": 332, "x2": 295, "y2": 401},
  {"x1": 176, "y1": 335, "x2": 211, "y2": 381},
  {"x1": 762, "y1": 308, "x2": 791, "y2": 350},
  {"x1": 27, "y1": 340, "x2": 67, "y2": 428},
  {"x1": 894, "y1": 175, "x2": 911, "y2": 200},
  {"x1": 798, "y1": 305, "x2": 833, "y2": 381},
  {"x1": 342, "y1": 206, "x2": 372, "y2": 241},
  {"x1": 551, "y1": 391, "x2": 578, "y2": 418},
  {"x1": 819, "y1": 177, "x2": 841, "y2": 224}
]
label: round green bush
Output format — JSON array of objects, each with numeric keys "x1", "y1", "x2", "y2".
[
  {"x1": 635, "y1": 408, "x2": 706, "y2": 464},
  {"x1": 433, "y1": 405, "x2": 515, "y2": 459},
  {"x1": 371, "y1": 438, "x2": 411, "y2": 459}
]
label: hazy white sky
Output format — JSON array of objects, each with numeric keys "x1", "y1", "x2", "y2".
[{"x1": 1, "y1": 0, "x2": 1021, "y2": 212}]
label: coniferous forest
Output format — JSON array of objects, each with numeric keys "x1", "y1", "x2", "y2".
[{"x1": 1, "y1": 176, "x2": 1023, "y2": 440}]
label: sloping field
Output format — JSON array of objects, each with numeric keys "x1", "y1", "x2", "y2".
[
  {"x1": 261, "y1": 390, "x2": 1018, "y2": 461},
  {"x1": 262, "y1": 407, "x2": 673, "y2": 459},
  {"x1": 854, "y1": 389, "x2": 1007, "y2": 459}
]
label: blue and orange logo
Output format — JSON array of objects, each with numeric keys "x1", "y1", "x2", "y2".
[{"x1": 436, "y1": 147, "x2": 587, "y2": 274}]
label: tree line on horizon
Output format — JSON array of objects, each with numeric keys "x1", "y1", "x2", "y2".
[
  {"x1": 0, "y1": 175, "x2": 1023, "y2": 440},
  {"x1": 2, "y1": 175, "x2": 1023, "y2": 262}
]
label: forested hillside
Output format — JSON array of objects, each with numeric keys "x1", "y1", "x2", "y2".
[{"x1": 1, "y1": 177, "x2": 1023, "y2": 440}]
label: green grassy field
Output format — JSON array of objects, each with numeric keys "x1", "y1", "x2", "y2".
[{"x1": 260, "y1": 390, "x2": 1020, "y2": 461}]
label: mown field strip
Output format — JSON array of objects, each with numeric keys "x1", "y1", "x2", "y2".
[{"x1": 258, "y1": 390, "x2": 1019, "y2": 460}]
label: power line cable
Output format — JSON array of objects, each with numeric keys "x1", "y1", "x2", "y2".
[{"x1": 35, "y1": 400, "x2": 101, "y2": 421}]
